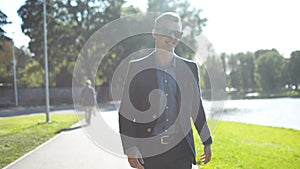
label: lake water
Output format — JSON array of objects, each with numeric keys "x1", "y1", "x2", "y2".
[{"x1": 204, "y1": 98, "x2": 300, "y2": 130}]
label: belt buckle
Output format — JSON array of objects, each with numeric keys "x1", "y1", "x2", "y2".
[{"x1": 160, "y1": 135, "x2": 169, "y2": 145}]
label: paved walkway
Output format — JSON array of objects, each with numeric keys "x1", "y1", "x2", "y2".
[
  {"x1": 2, "y1": 104, "x2": 199, "y2": 169},
  {"x1": 3, "y1": 108, "x2": 133, "y2": 169}
]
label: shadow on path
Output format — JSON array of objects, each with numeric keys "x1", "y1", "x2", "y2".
[{"x1": 55, "y1": 124, "x2": 88, "y2": 134}]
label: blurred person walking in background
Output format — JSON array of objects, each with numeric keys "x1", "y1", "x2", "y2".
[{"x1": 81, "y1": 79, "x2": 97, "y2": 125}]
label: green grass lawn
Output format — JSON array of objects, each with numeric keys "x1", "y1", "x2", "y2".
[
  {"x1": 194, "y1": 121, "x2": 300, "y2": 169},
  {"x1": 1, "y1": 114, "x2": 299, "y2": 169},
  {"x1": 0, "y1": 114, "x2": 82, "y2": 168}
]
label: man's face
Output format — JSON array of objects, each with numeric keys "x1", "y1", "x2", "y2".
[{"x1": 153, "y1": 20, "x2": 182, "y2": 51}]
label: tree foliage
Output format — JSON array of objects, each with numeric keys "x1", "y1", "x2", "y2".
[
  {"x1": 222, "y1": 49, "x2": 294, "y2": 92},
  {"x1": 3, "y1": 0, "x2": 298, "y2": 93},
  {"x1": 0, "y1": 10, "x2": 17, "y2": 86},
  {"x1": 0, "y1": 10, "x2": 11, "y2": 35},
  {"x1": 0, "y1": 39, "x2": 30, "y2": 87},
  {"x1": 289, "y1": 51, "x2": 300, "y2": 85},
  {"x1": 255, "y1": 50, "x2": 285, "y2": 90},
  {"x1": 201, "y1": 55, "x2": 224, "y2": 90},
  {"x1": 18, "y1": 0, "x2": 125, "y2": 87}
]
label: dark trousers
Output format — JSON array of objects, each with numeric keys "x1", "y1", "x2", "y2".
[
  {"x1": 85, "y1": 106, "x2": 93, "y2": 124},
  {"x1": 143, "y1": 139, "x2": 193, "y2": 169}
]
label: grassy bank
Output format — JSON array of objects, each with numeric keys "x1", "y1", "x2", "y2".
[
  {"x1": 194, "y1": 121, "x2": 300, "y2": 169},
  {"x1": 0, "y1": 114, "x2": 81, "y2": 168}
]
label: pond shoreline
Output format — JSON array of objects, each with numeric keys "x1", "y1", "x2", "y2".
[
  {"x1": 202, "y1": 89, "x2": 300, "y2": 100},
  {"x1": 204, "y1": 98, "x2": 300, "y2": 131}
]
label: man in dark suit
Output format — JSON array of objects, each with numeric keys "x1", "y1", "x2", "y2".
[
  {"x1": 81, "y1": 79, "x2": 97, "y2": 125},
  {"x1": 119, "y1": 12, "x2": 212, "y2": 169}
]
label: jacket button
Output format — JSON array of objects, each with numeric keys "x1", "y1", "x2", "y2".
[{"x1": 147, "y1": 128, "x2": 152, "y2": 132}]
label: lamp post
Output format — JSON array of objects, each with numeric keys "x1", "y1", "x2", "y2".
[
  {"x1": 43, "y1": 0, "x2": 50, "y2": 123},
  {"x1": 11, "y1": 37, "x2": 18, "y2": 106}
]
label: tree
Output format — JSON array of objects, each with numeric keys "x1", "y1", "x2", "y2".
[
  {"x1": 224, "y1": 52, "x2": 257, "y2": 91},
  {"x1": 0, "y1": 10, "x2": 11, "y2": 37},
  {"x1": 0, "y1": 40, "x2": 30, "y2": 87},
  {"x1": 201, "y1": 55, "x2": 224, "y2": 90},
  {"x1": 18, "y1": 0, "x2": 126, "y2": 87},
  {"x1": 21, "y1": 59, "x2": 44, "y2": 87},
  {"x1": 18, "y1": 0, "x2": 61, "y2": 87},
  {"x1": 0, "y1": 39, "x2": 13, "y2": 85},
  {"x1": 18, "y1": 0, "x2": 209, "y2": 90},
  {"x1": 226, "y1": 54, "x2": 241, "y2": 90},
  {"x1": 0, "y1": 10, "x2": 13, "y2": 85},
  {"x1": 288, "y1": 50, "x2": 300, "y2": 86},
  {"x1": 0, "y1": 9, "x2": 31, "y2": 87},
  {"x1": 255, "y1": 50, "x2": 285, "y2": 90},
  {"x1": 94, "y1": 0, "x2": 208, "y2": 89},
  {"x1": 239, "y1": 52, "x2": 256, "y2": 90},
  {"x1": 254, "y1": 48, "x2": 278, "y2": 60}
]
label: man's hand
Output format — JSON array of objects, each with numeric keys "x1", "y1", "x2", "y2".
[
  {"x1": 127, "y1": 150, "x2": 144, "y2": 169},
  {"x1": 200, "y1": 144, "x2": 212, "y2": 164}
]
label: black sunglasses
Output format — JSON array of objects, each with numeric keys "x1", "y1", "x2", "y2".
[{"x1": 155, "y1": 28, "x2": 183, "y2": 39}]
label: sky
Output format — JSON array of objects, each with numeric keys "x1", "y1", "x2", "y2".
[{"x1": 1, "y1": 0, "x2": 299, "y2": 58}]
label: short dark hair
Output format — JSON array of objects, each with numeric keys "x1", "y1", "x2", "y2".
[{"x1": 154, "y1": 12, "x2": 182, "y2": 29}]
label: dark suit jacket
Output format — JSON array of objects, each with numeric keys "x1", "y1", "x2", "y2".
[
  {"x1": 119, "y1": 51, "x2": 212, "y2": 163},
  {"x1": 80, "y1": 86, "x2": 97, "y2": 106}
]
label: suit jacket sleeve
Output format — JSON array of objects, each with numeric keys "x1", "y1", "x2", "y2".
[
  {"x1": 191, "y1": 63, "x2": 212, "y2": 145},
  {"x1": 118, "y1": 61, "x2": 138, "y2": 154}
]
